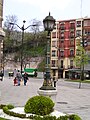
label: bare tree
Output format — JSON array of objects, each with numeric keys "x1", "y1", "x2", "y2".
[
  {"x1": 4, "y1": 15, "x2": 18, "y2": 30},
  {"x1": 3, "y1": 15, "x2": 18, "y2": 54},
  {"x1": 30, "y1": 19, "x2": 42, "y2": 33}
]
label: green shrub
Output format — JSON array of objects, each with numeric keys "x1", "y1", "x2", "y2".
[
  {"x1": 33, "y1": 115, "x2": 82, "y2": 120},
  {"x1": 6, "y1": 104, "x2": 14, "y2": 109},
  {"x1": 3, "y1": 106, "x2": 8, "y2": 112},
  {"x1": 69, "y1": 114, "x2": 82, "y2": 120},
  {"x1": 43, "y1": 115, "x2": 56, "y2": 120},
  {"x1": 2, "y1": 105, "x2": 26, "y2": 118},
  {"x1": 0, "y1": 104, "x2": 6, "y2": 109},
  {"x1": 24, "y1": 95, "x2": 55, "y2": 115},
  {"x1": 57, "y1": 115, "x2": 68, "y2": 120}
]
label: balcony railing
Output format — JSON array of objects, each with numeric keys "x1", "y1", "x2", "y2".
[
  {"x1": 51, "y1": 64, "x2": 58, "y2": 69},
  {"x1": 69, "y1": 54, "x2": 74, "y2": 57},
  {"x1": 60, "y1": 36, "x2": 65, "y2": 39}
]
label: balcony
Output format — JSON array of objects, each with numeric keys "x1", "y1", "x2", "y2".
[{"x1": 51, "y1": 64, "x2": 58, "y2": 69}]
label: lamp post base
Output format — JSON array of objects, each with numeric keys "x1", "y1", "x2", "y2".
[
  {"x1": 37, "y1": 89, "x2": 57, "y2": 103},
  {"x1": 39, "y1": 85, "x2": 56, "y2": 90}
]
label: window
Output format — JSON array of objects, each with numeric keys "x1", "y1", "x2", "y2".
[
  {"x1": 46, "y1": 57, "x2": 50, "y2": 64},
  {"x1": 52, "y1": 50, "x2": 56, "y2": 57},
  {"x1": 60, "y1": 51, "x2": 64, "y2": 57},
  {"x1": 52, "y1": 41, "x2": 56, "y2": 47},
  {"x1": 85, "y1": 29, "x2": 90, "y2": 35},
  {"x1": 61, "y1": 39, "x2": 64, "y2": 43},
  {"x1": 70, "y1": 23, "x2": 75, "y2": 29},
  {"x1": 60, "y1": 23, "x2": 65, "y2": 30},
  {"x1": 60, "y1": 32, "x2": 64, "y2": 39},
  {"x1": 52, "y1": 60, "x2": 55, "y2": 67},
  {"x1": 70, "y1": 32, "x2": 74, "y2": 38},
  {"x1": 52, "y1": 32, "x2": 56, "y2": 38},
  {"x1": 70, "y1": 50, "x2": 74, "y2": 56},
  {"x1": 70, "y1": 40, "x2": 74, "y2": 45},
  {"x1": 84, "y1": 20, "x2": 90, "y2": 26},
  {"x1": 76, "y1": 30, "x2": 81, "y2": 36},
  {"x1": 77, "y1": 21, "x2": 81, "y2": 27}
]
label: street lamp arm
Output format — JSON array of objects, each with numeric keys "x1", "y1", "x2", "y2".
[
  {"x1": 24, "y1": 24, "x2": 37, "y2": 30},
  {"x1": 9, "y1": 22, "x2": 22, "y2": 30},
  {"x1": 10, "y1": 22, "x2": 38, "y2": 31}
]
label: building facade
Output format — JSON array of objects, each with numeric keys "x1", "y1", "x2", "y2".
[
  {"x1": 51, "y1": 18, "x2": 90, "y2": 79},
  {"x1": 0, "y1": 0, "x2": 5, "y2": 71}
]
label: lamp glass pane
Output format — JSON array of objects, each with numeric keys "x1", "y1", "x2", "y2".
[
  {"x1": 44, "y1": 22, "x2": 48, "y2": 30},
  {"x1": 48, "y1": 21, "x2": 54, "y2": 30}
]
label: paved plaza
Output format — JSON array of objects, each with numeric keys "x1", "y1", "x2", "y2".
[{"x1": 0, "y1": 73, "x2": 90, "y2": 120}]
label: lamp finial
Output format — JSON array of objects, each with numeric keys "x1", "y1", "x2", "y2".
[{"x1": 49, "y1": 12, "x2": 50, "y2": 16}]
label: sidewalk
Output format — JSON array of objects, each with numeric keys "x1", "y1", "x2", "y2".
[{"x1": 0, "y1": 76, "x2": 90, "y2": 120}]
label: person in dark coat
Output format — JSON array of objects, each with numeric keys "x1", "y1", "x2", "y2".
[{"x1": 23, "y1": 72, "x2": 28, "y2": 86}]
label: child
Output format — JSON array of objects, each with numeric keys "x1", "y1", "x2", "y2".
[{"x1": 13, "y1": 77, "x2": 17, "y2": 86}]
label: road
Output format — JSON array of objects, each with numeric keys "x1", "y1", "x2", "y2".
[{"x1": 0, "y1": 74, "x2": 90, "y2": 120}]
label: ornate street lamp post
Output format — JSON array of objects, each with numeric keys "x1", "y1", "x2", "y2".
[
  {"x1": 40, "y1": 12, "x2": 56, "y2": 90},
  {"x1": 10, "y1": 21, "x2": 36, "y2": 74}
]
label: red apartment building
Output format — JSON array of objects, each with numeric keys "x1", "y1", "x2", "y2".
[{"x1": 51, "y1": 18, "x2": 90, "y2": 79}]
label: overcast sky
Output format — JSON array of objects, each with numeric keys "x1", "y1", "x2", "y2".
[{"x1": 3, "y1": 0, "x2": 90, "y2": 27}]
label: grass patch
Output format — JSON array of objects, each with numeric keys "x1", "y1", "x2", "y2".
[{"x1": 66, "y1": 79, "x2": 90, "y2": 83}]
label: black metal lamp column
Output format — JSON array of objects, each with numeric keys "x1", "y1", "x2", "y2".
[
  {"x1": 40, "y1": 12, "x2": 56, "y2": 90},
  {"x1": 21, "y1": 20, "x2": 26, "y2": 74}
]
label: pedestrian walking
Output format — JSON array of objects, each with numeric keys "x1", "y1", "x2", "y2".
[
  {"x1": 16, "y1": 70, "x2": 22, "y2": 86},
  {"x1": 23, "y1": 72, "x2": 28, "y2": 86},
  {"x1": 13, "y1": 77, "x2": 17, "y2": 86}
]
